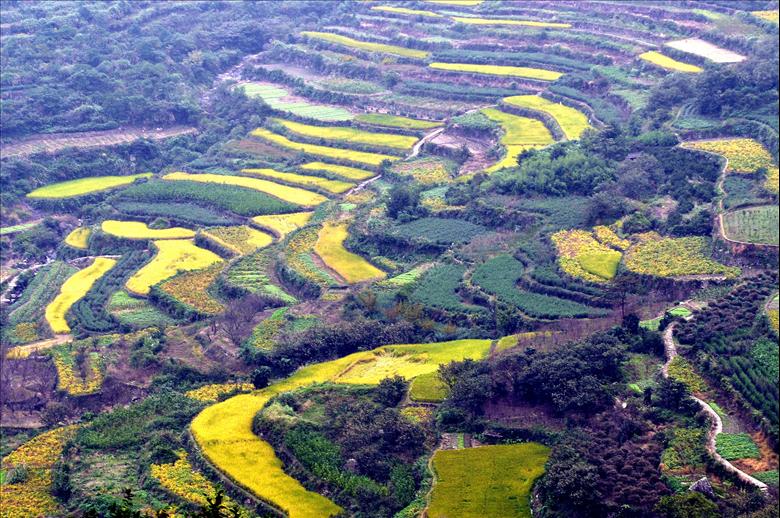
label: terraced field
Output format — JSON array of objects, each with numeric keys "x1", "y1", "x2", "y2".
[
  {"x1": 504, "y1": 95, "x2": 592, "y2": 140},
  {"x1": 301, "y1": 31, "x2": 430, "y2": 58},
  {"x1": 242, "y1": 168, "x2": 354, "y2": 194},
  {"x1": 482, "y1": 107, "x2": 554, "y2": 172},
  {"x1": 639, "y1": 51, "x2": 703, "y2": 73},
  {"x1": 162, "y1": 171, "x2": 328, "y2": 206},
  {"x1": 241, "y1": 83, "x2": 352, "y2": 121},
  {"x1": 722, "y1": 206, "x2": 779, "y2": 245},
  {"x1": 101, "y1": 220, "x2": 195, "y2": 240},
  {"x1": 314, "y1": 221, "x2": 386, "y2": 284},
  {"x1": 191, "y1": 339, "x2": 490, "y2": 517},
  {"x1": 429, "y1": 62, "x2": 564, "y2": 81},
  {"x1": 45, "y1": 257, "x2": 116, "y2": 333},
  {"x1": 125, "y1": 239, "x2": 222, "y2": 296},
  {"x1": 272, "y1": 118, "x2": 418, "y2": 150},
  {"x1": 249, "y1": 128, "x2": 399, "y2": 166},
  {"x1": 27, "y1": 173, "x2": 153, "y2": 199}
]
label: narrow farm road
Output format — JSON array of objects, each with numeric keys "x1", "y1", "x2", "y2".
[
  {"x1": 408, "y1": 127, "x2": 445, "y2": 159},
  {"x1": 662, "y1": 323, "x2": 769, "y2": 493},
  {"x1": 4, "y1": 334, "x2": 73, "y2": 359}
]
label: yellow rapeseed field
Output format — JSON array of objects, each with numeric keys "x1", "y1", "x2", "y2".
[
  {"x1": 272, "y1": 118, "x2": 418, "y2": 150},
  {"x1": 450, "y1": 16, "x2": 571, "y2": 27},
  {"x1": 162, "y1": 171, "x2": 328, "y2": 206},
  {"x1": 371, "y1": 5, "x2": 443, "y2": 17},
  {"x1": 101, "y1": 220, "x2": 195, "y2": 240},
  {"x1": 299, "y1": 161, "x2": 376, "y2": 181},
  {"x1": 242, "y1": 168, "x2": 354, "y2": 194},
  {"x1": 251, "y1": 212, "x2": 313, "y2": 238},
  {"x1": 639, "y1": 51, "x2": 703, "y2": 73},
  {"x1": 45, "y1": 257, "x2": 116, "y2": 333},
  {"x1": 1, "y1": 426, "x2": 78, "y2": 518},
  {"x1": 201, "y1": 225, "x2": 274, "y2": 255},
  {"x1": 314, "y1": 221, "x2": 386, "y2": 283},
  {"x1": 125, "y1": 239, "x2": 222, "y2": 296},
  {"x1": 504, "y1": 95, "x2": 592, "y2": 140},
  {"x1": 249, "y1": 128, "x2": 399, "y2": 166},
  {"x1": 481, "y1": 107, "x2": 554, "y2": 172},
  {"x1": 190, "y1": 339, "x2": 490, "y2": 518},
  {"x1": 429, "y1": 62, "x2": 563, "y2": 81},
  {"x1": 26, "y1": 173, "x2": 152, "y2": 199},
  {"x1": 301, "y1": 31, "x2": 429, "y2": 59},
  {"x1": 551, "y1": 229, "x2": 622, "y2": 282},
  {"x1": 64, "y1": 227, "x2": 91, "y2": 249},
  {"x1": 683, "y1": 139, "x2": 778, "y2": 193}
]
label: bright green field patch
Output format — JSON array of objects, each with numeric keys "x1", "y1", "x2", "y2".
[
  {"x1": 299, "y1": 162, "x2": 375, "y2": 181},
  {"x1": 430, "y1": 62, "x2": 563, "y2": 81},
  {"x1": 301, "y1": 31, "x2": 429, "y2": 59},
  {"x1": 428, "y1": 443, "x2": 551, "y2": 518},
  {"x1": 577, "y1": 251, "x2": 621, "y2": 280},
  {"x1": 504, "y1": 95, "x2": 592, "y2": 140},
  {"x1": 409, "y1": 371, "x2": 449, "y2": 402},
  {"x1": 354, "y1": 113, "x2": 442, "y2": 130},
  {"x1": 27, "y1": 173, "x2": 153, "y2": 199},
  {"x1": 0, "y1": 221, "x2": 39, "y2": 235},
  {"x1": 240, "y1": 83, "x2": 352, "y2": 121},
  {"x1": 722, "y1": 205, "x2": 779, "y2": 246},
  {"x1": 272, "y1": 118, "x2": 417, "y2": 150},
  {"x1": 481, "y1": 108, "x2": 553, "y2": 172},
  {"x1": 715, "y1": 433, "x2": 761, "y2": 460}
]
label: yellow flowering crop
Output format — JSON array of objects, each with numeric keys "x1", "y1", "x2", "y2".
[
  {"x1": 430, "y1": 62, "x2": 563, "y2": 81},
  {"x1": 504, "y1": 95, "x2": 591, "y2": 140},
  {"x1": 482, "y1": 107, "x2": 554, "y2": 172},
  {"x1": 242, "y1": 168, "x2": 354, "y2": 194},
  {"x1": 271, "y1": 118, "x2": 418, "y2": 150},
  {"x1": 299, "y1": 162, "x2": 376, "y2": 181},
  {"x1": 45, "y1": 257, "x2": 116, "y2": 333},
  {"x1": 64, "y1": 227, "x2": 91, "y2": 249},
  {"x1": 125, "y1": 239, "x2": 222, "y2": 296},
  {"x1": 201, "y1": 225, "x2": 274, "y2": 255},
  {"x1": 624, "y1": 235, "x2": 740, "y2": 278},
  {"x1": 159, "y1": 264, "x2": 225, "y2": 315},
  {"x1": 450, "y1": 16, "x2": 570, "y2": 28},
  {"x1": 593, "y1": 225, "x2": 630, "y2": 250},
  {"x1": 185, "y1": 383, "x2": 255, "y2": 403},
  {"x1": 683, "y1": 138, "x2": 776, "y2": 173},
  {"x1": 251, "y1": 212, "x2": 313, "y2": 239},
  {"x1": 249, "y1": 128, "x2": 399, "y2": 167},
  {"x1": 26, "y1": 173, "x2": 152, "y2": 199},
  {"x1": 551, "y1": 229, "x2": 622, "y2": 282},
  {"x1": 101, "y1": 220, "x2": 195, "y2": 240},
  {"x1": 315, "y1": 221, "x2": 386, "y2": 284},
  {"x1": 301, "y1": 31, "x2": 429, "y2": 59},
  {"x1": 639, "y1": 51, "x2": 703, "y2": 73}
]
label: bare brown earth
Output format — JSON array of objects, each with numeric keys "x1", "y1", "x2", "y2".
[
  {"x1": 430, "y1": 129, "x2": 495, "y2": 176},
  {"x1": 1, "y1": 125, "x2": 198, "y2": 158}
]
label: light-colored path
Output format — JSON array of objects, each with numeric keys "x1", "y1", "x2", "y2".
[
  {"x1": 409, "y1": 127, "x2": 445, "y2": 158},
  {"x1": 662, "y1": 323, "x2": 769, "y2": 492}
]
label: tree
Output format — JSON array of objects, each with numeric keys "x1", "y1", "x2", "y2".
[
  {"x1": 252, "y1": 366, "x2": 272, "y2": 389},
  {"x1": 375, "y1": 376, "x2": 407, "y2": 407},
  {"x1": 386, "y1": 185, "x2": 420, "y2": 219},
  {"x1": 655, "y1": 492, "x2": 719, "y2": 518}
]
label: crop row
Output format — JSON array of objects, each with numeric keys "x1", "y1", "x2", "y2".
[
  {"x1": 125, "y1": 239, "x2": 223, "y2": 296},
  {"x1": 45, "y1": 257, "x2": 117, "y2": 334},
  {"x1": 118, "y1": 179, "x2": 299, "y2": 217}
]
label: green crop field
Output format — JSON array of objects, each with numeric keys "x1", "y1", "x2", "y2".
[
  {"x1": 272, "y1": 118, "x2": 418, "y2": 150},
  {"x1": 715, "y1": 433, "x2": 761, "y2": 460},
  {"x1": 354, "y1": 113, "x2": 442, "y2": 130},
  {"x1": 472, "y1": 255, "x2": 605, "y2": 318},
  {"x1": 240, "y1": 82, "x2": 353, "y2": 121},
  {"x1": 722, "y1": 205, "x2": 779, "y2": 245},
  {"x1": 428, "y1": 443, "x2": 551, "y2": 518},
  {"x1": 119, "y1": 179, "x2": 298, "y2": 216},
  {"x1": 481, "y1": 107, "x2": 554, "y2": 172},
  {"x1": 409, "y1": 371, "x2": 448, "y2": 402},
  {"x1": 392, "y1": 217, "x2": 487, "y2": 244}
]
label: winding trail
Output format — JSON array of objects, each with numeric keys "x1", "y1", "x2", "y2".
[
  {"x1": 662, "y1": 323, "x2": 769, "y2": 493},
  {"x1": 408, "y1": 127, "x2": 445, "y2": 159}
]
